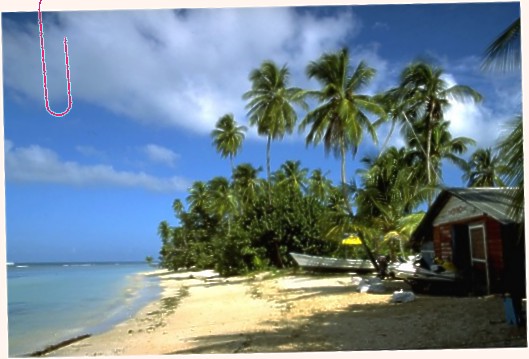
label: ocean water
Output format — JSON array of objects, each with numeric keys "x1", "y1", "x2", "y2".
[{"x1": 6, "y1": 262, "x2": 161, "y2": 357}]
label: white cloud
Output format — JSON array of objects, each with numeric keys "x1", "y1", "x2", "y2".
[
  {"x1": 3, "y1": 8, "x2": 360, "y2": 136},
  {"x1": 443, "y1": 73, "x2": 505, "y2": 149},
  {"x1": 367, "y1": 72, "x2": 505, "y2": 153},
  {"x1": 142, "y1": 144, "x2": 180, "y2": 167},
  {"x1": 444, "y1": 100, "x2": 500, "y2": 148},
  {"x1": 5, "y1": 141, "x2": 190, "y2": 192},
  {"x1": 76, "y1": 145, "x2": 106, "y2": 159}
]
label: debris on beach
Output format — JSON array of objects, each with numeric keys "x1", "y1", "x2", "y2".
[
  {"x1": 355, "y1": 277, "x2": 386, "y2": 294},
  {"x1": 391, "y1": 290, "x2": 416, "y2": 303}
]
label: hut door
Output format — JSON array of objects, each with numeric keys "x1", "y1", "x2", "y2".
[
  {"x1": 468, "y1": 225, "x2": 490, "y2": 294},
  {"x1": 452, "y1": 224, "x2": 470, "y2": 274}
]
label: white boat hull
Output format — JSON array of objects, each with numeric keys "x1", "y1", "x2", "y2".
[
  {"x1": 388, "y1": 261, "x2": 459, "y2": 282},
  {"x1": 290, "y1": 252, "x2": 375, "y2": 273}
]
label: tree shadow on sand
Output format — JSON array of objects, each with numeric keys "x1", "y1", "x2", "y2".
[{"x1": 169, "y1": 280, "x2": 527, "y2": 354}]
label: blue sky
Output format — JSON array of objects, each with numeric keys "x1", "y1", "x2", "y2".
[{"x1": 2, "y1": 1, "x2": 522, "y2": 262}]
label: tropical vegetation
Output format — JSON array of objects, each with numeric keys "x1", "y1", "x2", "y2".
[{"x1": 155, "y1": 23, "x2": 522, "y2": 276}]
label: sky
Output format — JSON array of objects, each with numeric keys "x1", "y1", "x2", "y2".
[{"x1": 1, "y1": 1, "x2": 522, "y2": 262}]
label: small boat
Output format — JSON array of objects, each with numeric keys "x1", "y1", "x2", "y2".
[
  {"x1": 290, "y1": 252, "x2": 375, "y2": 273},
  {"x1": 6, "y1": 262, "x2": 14, "y2": 266},
  {"x1": 387, "y1": 256, "x2": 463, "y2": 293},
  {"x1": 389, "y1": 261, "x2": 458, "y2": 282}
]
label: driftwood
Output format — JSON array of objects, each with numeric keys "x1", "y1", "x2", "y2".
[{"x1": 28, "y1": 334, "x2": 91, "y2": 357}]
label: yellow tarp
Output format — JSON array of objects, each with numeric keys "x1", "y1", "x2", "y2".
[{"x1": 342, "y1": 235, "x2": 362, "y2": 245}]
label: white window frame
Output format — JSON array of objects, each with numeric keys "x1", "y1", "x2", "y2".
[{"x1": 468, "y1": 224, "x2": 490, "y2": 293}]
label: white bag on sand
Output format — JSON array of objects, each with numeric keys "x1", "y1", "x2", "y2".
[
  {"x1": 357, "y1": 277, "x2": 386, "y2": 293},
  {"x1": 391, "y1": 290, "x2": 415, "y2": 303}
]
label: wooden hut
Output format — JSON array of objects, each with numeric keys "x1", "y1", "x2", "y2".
[{"x1": 410, "y1": 188, "x2": 525, "y2": 296}]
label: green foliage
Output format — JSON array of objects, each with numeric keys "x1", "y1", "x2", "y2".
[
  {"x1": 496, "y1": 115, "x2": 524, "y2": 221},
  {"x1": 243, "y1": 60, "x2": 306, "y2": 181},
  {"x1": 381, "y1": 61, "x2": 481, "y2": 197},
  {"x1": 482, "y1": 18, "x2": 521, "y2": 72},
  {"x1": 300, "y1": 48, "x2": 383, "y2": 186},
  {"x1": 463, "y1": 147, "x2": 506, "y2": 187},
  {"x1": 157, "y1": 160, "x2": 343, "y2": 275},
  {"x1": 156, "y1": 48, "x2": 518, "y2": 277},
  {"x1": 211, "y1": 114, "x2": 247, "y2": 170}
]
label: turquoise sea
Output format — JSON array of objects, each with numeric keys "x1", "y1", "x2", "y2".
[{"x1": 6, "y1": 262, "x2": 161, "y2": 357}]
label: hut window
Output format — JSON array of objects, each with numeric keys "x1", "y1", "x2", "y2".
[
  {"x1": 468, "y1": 224, "x2": 490, "y2": 294},
  {"x1": 470, "y1": 226, "x2": 487, "y2": 261}
]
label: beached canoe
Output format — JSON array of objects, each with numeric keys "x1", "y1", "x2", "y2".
[
  {"x1": 289, "y1": 252, "x2": 376, "y2": 273},
  {"x1": 388, "y1": 261, "x2": 459, "y2": 282}
]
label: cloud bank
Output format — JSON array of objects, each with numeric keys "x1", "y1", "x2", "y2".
[
  {"x1": 5, "y1": 140, "x2": 190, "y2": 192},
  {"x1": 142, "y1": 144, "x2": 180, "y2": 167},
  {"x1": 3, "y1": 7, "x2": 358, "y2": 136},
  {"x1": 3, "y1": 7, "x2": 518, "y2": 148}
]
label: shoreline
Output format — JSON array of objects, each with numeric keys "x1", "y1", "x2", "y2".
[
  {"x1": 17, "y1": 267, "x2": 164, "y2": 357},
  {"x1": 7, "y1": 262, "x2": 161, "y2": 357},
  {"x1": 40, "y1": 269, "x2": 527, "y2": 356},
  {"x1": 27, "y1": 335, "x2": 92, "y2": 357}
]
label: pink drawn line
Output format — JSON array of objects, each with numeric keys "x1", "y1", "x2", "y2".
[{"x1": 38, "y1": 0, "x2": 73, "y2": 117}]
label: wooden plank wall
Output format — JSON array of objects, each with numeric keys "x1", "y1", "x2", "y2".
[{"x1": 433, "y1": 216, "x2": 506, "y2": 292}]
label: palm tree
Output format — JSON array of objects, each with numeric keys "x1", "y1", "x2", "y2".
[
  {"x1": 463, "y1": 147, "x2": 506, "y2": 187},
  {"x1": 299, "y1": 48, "x2": 385, "y2": 270},
  {"x1": 300, "y1": 48, "x2": 384, "y2": 189},
  {"x1": 211, "y1": 113, "x2": 247, "y2": 171},
  {"x1": 383, "y1": 212, "x2": 425, "y2": 260},
  {"x1": 355, "y1": 147, "x2": 428, "y2": 252},
  {"x1": 273, "y1": 160, "x2": 309, "y2": 194},
  {"x1": 308, "y1": 169, "x2": 333, "y2": 203},
  {"x1": 497, "y1": 115, "x2": 524, "y2": 220},
  {"x1": 482, "y1": 18, "x2": 521, "y2": 72},
  {"x1": 207, "y1": 176, "x2": 237, "y2": 233},
  {"x1": 158, "y1": 220, "x2": 172, "y2": 244},
  {"x1": 186, "y1": 181, "x2": 209, "y2": 214},
  {"x1": 481, "y1": 18, "x2": 523, "y2": 220},
  {"x1": 356, "y1": 147, "x2": 424, "y2": 216},
  {"x1": 158, "y1": 220, "x2": 175, "y2": 268},
  {"x1": 172, "y1": 199, "x2": 184, "y2": 218},
  {"x1": 406, "y1": 120, "x2": 475, "y2": 189},
  {"x1": 243, "y1": 61, "x2": 306, "y2": 181},
  {"x1": 394, "y1": 62, "x2": 482, "y2": 188},
  {"x1": 232, "y1": 163, "x2": 263, "y2": 208}
]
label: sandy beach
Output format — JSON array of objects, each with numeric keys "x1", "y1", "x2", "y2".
[{"x1": 44, "y1": 269, "x2": 527, "y2": 356}]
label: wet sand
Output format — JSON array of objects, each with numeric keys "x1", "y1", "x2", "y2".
[{"x1": 44, "y1": 269, "x2": 527, "y2": 356}]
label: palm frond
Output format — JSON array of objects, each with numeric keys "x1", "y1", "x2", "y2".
[{"x1": 482, "y1": 18, "x2": 521, "y2": 72}]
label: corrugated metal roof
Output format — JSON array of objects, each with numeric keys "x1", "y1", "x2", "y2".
[
  {"x1": 410, "y1": 187, "x2": 521, "y2": 247},
  {"x1": 447, "y1": 187, "x2": 519, "y2": 224}
]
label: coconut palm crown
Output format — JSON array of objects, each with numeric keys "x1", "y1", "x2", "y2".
[
  {"x1": 395, "y1": 62, "x2": 482, "y2": 187},
  {"x1": 211, "y1": 113, "x2": 247, "y2": 171},
  {"x1": 299, "y1": 47, "x2": 384, "y2": 187},
  {"x1": 243, "y1": 61, "x2": 307, "y2": 181},
  {"x1": 463, "y1": 147, "x2": 506, "y2": 187},
  {"x1": 482, "y1": 18, "x2": 521, "y2": 72}
]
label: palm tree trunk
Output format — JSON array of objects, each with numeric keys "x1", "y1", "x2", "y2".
[
  {"x1": 426, "y1": 105, "x2": 435, "y2": 205},
  {"x1": 426, "y1": 124, "x2": 432, "y2": 186},
  {"x1": 266, "y1": 135, "x2": 271, "y2": 182},
  {"x1": 379, "y1": 119, "x2": 397, "y2": 157},
  {"x1": 266, "y1": 135, "x2": 272, "y2": 204},
  {"x1": 338, "y1": 139, "x2": 380, "y2": 272},
  {"x1": 340, "y1": 140, "x2": 350, "y2": 208},
  {"x1": 359, "y1": 234, "x2": 380, "y2": 272},
  {"x1": 340, "y1": 140, "x2": 347, "y2": 188},
  {"x1": 274, "y1": 242, "x2": 284, "y2": 268}
]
